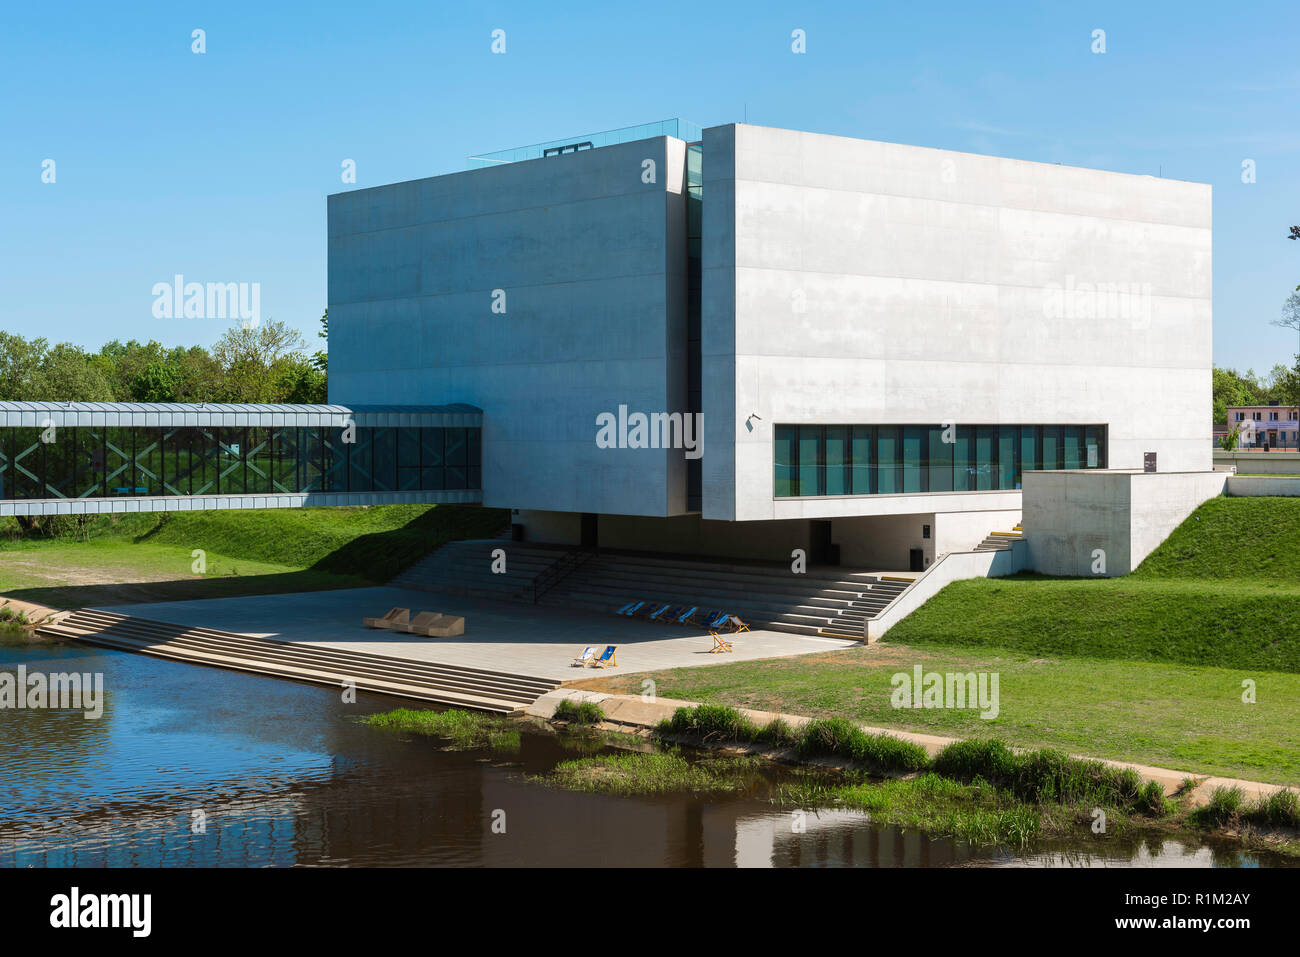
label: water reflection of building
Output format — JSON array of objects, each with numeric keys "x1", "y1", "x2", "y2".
[
  {"x1": 477, "y1": 775, "x2": 982, "y2": 867},
  {"x1": 731, "y1": 809, "x2": 980, "y2": 868}
]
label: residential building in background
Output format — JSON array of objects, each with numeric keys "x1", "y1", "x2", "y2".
[{"x1": 1222, "y1": 402, "x2": 1300, "y2": 450}]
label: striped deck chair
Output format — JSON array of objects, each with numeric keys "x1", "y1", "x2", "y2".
[
  {"x1": 710, "y1": 633, "x2": 734, "y2": 654},
  {"x1": 728, "y1": 615, "x2": 750, "y2": 633},
  {"x1": 572, "y1": 646, "x2": 596, "y2": 667},
  {"x1": 589, "y1": 645, "x2": 618, "y2": 669}
]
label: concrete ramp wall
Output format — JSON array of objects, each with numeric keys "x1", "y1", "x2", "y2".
[
  {"x1": 866, "y1": 542, "x2": 1026, "y2": 642},
  {"x1": 1023, "y1": 470, "x2": 1228, "y2": 577}
]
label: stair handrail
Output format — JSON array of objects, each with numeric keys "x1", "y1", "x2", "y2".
[{"x1": 530, "y1": 548, "x2": 596, "y2": 604}]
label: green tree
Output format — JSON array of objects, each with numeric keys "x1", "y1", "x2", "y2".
[
  {"x1": 312, "y1": 307, "x2": 328, "y2": 374},
  {"x1": 212, "y1": 318, "x2": 310, "y2": 403},
  {"x1": 0, "y1": 331, "x2": 46, "y2": 400},
  {"x1": 97, "y1": 339, "x2": 169, "y2": 400},
  {"x1": 275, "y1": 357, "x2": 328, "y2": 404},
  {"x1": 29, "y1": 342, "x2": 115, "y2": 401},
  {"x1": 131, "y1": 360, "x2": 184, "y2": 401},
  {"x1": 1212, "y1": 367, "x2": 1265, "y2": 424},
  {"x1": 1275, "y1": 356, "x2": 1300, "y2": 412},
  {"x1": 170, "y1": 345, "x2": 226, "y2": 401}
]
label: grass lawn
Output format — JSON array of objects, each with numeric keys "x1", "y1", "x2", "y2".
[
  {"x1": 578, "y1": 644, "x2": 1300, "y2": 786},
  {"x1": 882, "y1": 497, "x2": 1300, "y2": 673},
  {"x1": 0, "y1": 504, "x2": 507, "y2": 608},
  {"x1": 579, "y1": 497, "x2": 1300, "y2": 786}
]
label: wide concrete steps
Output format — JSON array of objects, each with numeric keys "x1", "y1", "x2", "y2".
[
  {"x1": 542, "y1": 553, "x2": 911, "y2": 640},
  {"x1": 393, "y1": 540, "x2": 571, "y2": 602},
  {"x1": 974, "y1": 525, "x2": 1023, "y2": 552},
  {"x1": 40, "y1": 609, "x2": 558, "y2": 715},
  {"x1": 586, "y1": 567, "x2": 897, "y2": 604}
]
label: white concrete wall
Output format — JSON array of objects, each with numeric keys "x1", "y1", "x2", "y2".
[
  {"x1": 1023, "y1": 470, "x2": 1226, "y2": 576},
  {"x1": 702, "y1": 123, "x2": 1212, "y2": 523},
  {"x1": 934, "y1": 508, "x2": 1021, "y2": 554},
  {"x1": 832, "y1": 513, "x2": 933, "y2": 569},
  {"x1": 329, "y1": 136, "x2": 690, "y2": 518},
  {"x1": 1215, "y1": 451, "x2": 1300, "y2": 474},
  {"x1": 831, "y1": 507, "x2": 1020, "y2": 569},
  {"x1": 1225, "y1": 476, "x2": 1300, "y2": 497}
]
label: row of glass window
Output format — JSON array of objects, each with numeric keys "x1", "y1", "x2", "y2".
[
  {"x1": 775, "y1": 424, "x2": 1107, "y2": 498},
  {"x1": 0, "y1": 426, "x2": 481, "y2": 500}
]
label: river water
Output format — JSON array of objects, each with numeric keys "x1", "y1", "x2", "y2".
[{"x1": 0, "y1": 638, "x2": 1287, "y2": 868}]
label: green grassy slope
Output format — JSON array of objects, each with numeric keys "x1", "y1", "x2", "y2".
[
  {"x1": 1133, "y1": 496, "x2": 1300, "y2": 582},
  {"x1": 0, "y1": 504, "x2": 509, "y2": 607},
  {"x1": 885, "y1": 497, "x2": 1300, "y2": 673}
]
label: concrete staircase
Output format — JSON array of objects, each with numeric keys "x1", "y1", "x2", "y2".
[
  {"x1": 392, "y1": 540, "x2": 575, "y2": 602},
  {"x1": 39, "y1": 609, "x2": 559, "y2": 715},
  {"x1": 539, "y1": 552, "x2": 914, "y2": 639},
  {"x1": 974, "y1": 523, "x2": 1023, "y2": 553}
]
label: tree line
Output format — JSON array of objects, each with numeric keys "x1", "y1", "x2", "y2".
[
  {"x1": 1213, "y1": 365, "x2": 1300, "y2": 425},
  {"x1": 0, "y1": 311, "x2": 328, "y2": 405}
]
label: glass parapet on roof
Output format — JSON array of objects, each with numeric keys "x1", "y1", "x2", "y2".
[{"x1": 467, "y1": 119, "x2": 703, "y2": 168}]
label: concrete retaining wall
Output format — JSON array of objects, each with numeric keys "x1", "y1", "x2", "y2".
[
  {"x1": 1215, "y1": 451, "x2": 1300, "y2": 475},
  {"x1": 1023, "y1": 469, "x2": 1227, "y2": 576},
  {"x1": 1226, "y1": 475, "x2": 1300, "y2": 497}
]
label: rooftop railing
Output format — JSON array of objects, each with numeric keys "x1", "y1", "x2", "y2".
[{"x1": 467, "y1": 118, "x2": 703, "y2": 168}]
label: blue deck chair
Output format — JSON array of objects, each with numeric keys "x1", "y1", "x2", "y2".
[
  {"x1": 651, "y1": 604, "x2": 686, "y2": 623},
  {"x1": 704, "y1": 611, "x2": 731, "y2": 632},
  {"x1": 644, "y1": 603, "x2": 671, "y2": 621},
  {"x1": 589, "y1": 645, "x2": 618, "y2": 669},
  {"x1": 675, "y1": 606, "x2": 699, "y2": 626},
  {"x1": 616, "y1": 601, "x2": 645, "y2": 617}
]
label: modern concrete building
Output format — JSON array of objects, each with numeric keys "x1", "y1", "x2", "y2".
[
  {"x1": 0, "y1": 119, "x2": 1217, "y2": 580},
  {"x1": 326, "y1": 119, "x2": 1213, "y2": 571}
]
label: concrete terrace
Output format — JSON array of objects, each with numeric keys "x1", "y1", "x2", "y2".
[{"x1": 95, "y1": 586, "x2": 858, "y2": 683}]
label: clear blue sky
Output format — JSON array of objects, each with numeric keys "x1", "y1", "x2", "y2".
[{"x1": 2, "y1": 0, "x2": 1297, "y2": 373}]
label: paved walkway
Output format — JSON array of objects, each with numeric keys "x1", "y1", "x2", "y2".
[{"x1": 97, "y1": 586, "x2": 857, "y2": 682}]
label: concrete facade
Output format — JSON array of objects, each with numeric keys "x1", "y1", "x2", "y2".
[
  {"x1": 323, "y1": 120, "x2": 1215, "y2": 576},
  {"x1": 1023, "y1": 470, "x2": 1227, "y2": 576},
  {"x1": 702, "y1": 123, "x2": 1212, "y2": 523},
  {"x1": 329, "y1": 136, "x2": 690, "y2": 518}
]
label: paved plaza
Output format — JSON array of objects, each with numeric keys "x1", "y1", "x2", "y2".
[{"x1": 100, "y1": 587, "x2": 858, "y2": 682}]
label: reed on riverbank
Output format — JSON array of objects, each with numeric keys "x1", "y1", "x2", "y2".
[{"x1": 366, "y1": 707, "x2": 521, "y2": 751}]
